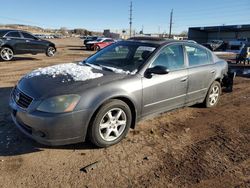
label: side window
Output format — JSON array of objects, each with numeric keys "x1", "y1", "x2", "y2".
[
  {"x1": 5, "y1": 31, "x2": 21, "y2": 38},
  {"x1": 207, "y1": 51, "x2": 214, "y2": 63},
  {"x1": 151, "y1": 45, "x2": 185, "y2": 71},
  {"x1": 22, "y1": 32, "x2": 37, "y2": 40},
  {"x1": 185, "y1": 45, "x2": 211, "y2": 66}
]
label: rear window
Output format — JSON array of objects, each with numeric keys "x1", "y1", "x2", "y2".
[
  {"x1": 5, "y1": 31, "x2": 21, "y2": 38},
  {"x1": 185, "y1": 45, "x2": 211, "y2": 66}
]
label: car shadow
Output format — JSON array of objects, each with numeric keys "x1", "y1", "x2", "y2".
[
  {"x1": 0, "y1": 86, "x2": 96, "y2": 157},
  {"x1": 68, "y1": 48, "x2": 85, "y2": 51},
  {"x1": 66, "y1": 45, "x2": 83, "y2": 48},
  {"x1": 13, "y1": 57, "x2": 39, "y2": 61}
]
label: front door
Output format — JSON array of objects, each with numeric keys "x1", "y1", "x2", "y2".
[
  {"x1": 142, "y1": 44, "x2": 188, "y2": 116},
  {"x1": 21, "y1": 32, "x2": 46, "y2": 53}
]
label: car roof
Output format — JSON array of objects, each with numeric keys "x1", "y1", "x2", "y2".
[
  {"x1": 0, "y1": 29, "x2": 27, "y2": 33},
  {"x1": 127, "y1": 36, "x2": 185, "y2": 46}
]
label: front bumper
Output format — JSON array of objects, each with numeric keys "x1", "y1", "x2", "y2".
[{"x1": 9, "y1": 96, "x2": 92, "y2": 146}]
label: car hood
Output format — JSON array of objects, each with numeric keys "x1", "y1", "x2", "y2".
[{"x1": 17, "y1": 63, "x2": 130, "y2": 100}]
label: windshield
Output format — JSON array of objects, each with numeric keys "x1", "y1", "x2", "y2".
[
  {"x1": 96, "y1": 38, "x2": 103, "y2": 42},
  {"x1": 85, "y1": 41, "x2": 157, "y2": 73}
]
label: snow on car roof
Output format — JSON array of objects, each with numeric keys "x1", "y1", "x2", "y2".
[{"x1": 25, "y1": 63, "x2": 103, "y2": 82}]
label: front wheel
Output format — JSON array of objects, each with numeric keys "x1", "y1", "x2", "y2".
[
  {"x1": 46, "y1": 46, "x2": 56, "y2": 57},
  {"x1": 88, "y1": 99, "x2": 132, "y2": 148},
  {"x1": 204, "y1": 81, "x2": 221, "y2": 108},
  {"x1": 0, "y1": 47, "x2": 14, "y2": 61}
]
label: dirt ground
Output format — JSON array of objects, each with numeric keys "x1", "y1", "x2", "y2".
[{"x1": 0, "y1": 38, "x2": 249, "y2": 188}]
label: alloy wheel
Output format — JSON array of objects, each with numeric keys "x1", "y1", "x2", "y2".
[
  {"x1": 47, "y1": 47, "x2": 56, "y2": 57},
  {"x1": 99, "y1": 108, "x2": 127, "y2": 142},
  {"x1": 1, "y1": 47, "x2": 14, "y2": 61},
  {"x1": 208, "y1": 85, "x2": 219, "y2": 106}
]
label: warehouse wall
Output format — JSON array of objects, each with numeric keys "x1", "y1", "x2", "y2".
[
  {"x1": 207, "y1": 31, "x2": 250, "y2": 42},
  {"x1": 188, "y1": 29, "x2": 208, "y2": 43}
]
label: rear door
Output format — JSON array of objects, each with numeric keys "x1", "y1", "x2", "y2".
[
  {"x1": 142, "y1": 44, "x2": 188, "y2": 116},
  {"x1": 184, "y1": 44, "x2": 216, "y2": 104},
  {"x1": 4, "y1": 31, "x2": 25, "y2": 54}
]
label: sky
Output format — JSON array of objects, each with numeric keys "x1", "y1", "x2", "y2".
[{"x1": 0, "y1": 0, "x2": 249, "y2": 34}]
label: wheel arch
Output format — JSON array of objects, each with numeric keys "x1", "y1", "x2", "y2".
[
  {"x1": 1, "y1": 45, "x2": 15, "y2": 53},
  {"x1": 87, "y1": 95, "x2": 137, "y2": 135},
  {"x1": 47, "y1": 43, "x2": 56, "y2": 51},
  {"x1": 215, "y1": 77, "x2": 222, "y2": 84}
]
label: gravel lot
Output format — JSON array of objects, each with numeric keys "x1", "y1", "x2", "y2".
[{"x1": 0, "y1": 38, "x2": 249, "y2": 188}]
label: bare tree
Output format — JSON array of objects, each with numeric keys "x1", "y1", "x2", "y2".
[
  {"x1": 60, "y1": 27, "x2": 68, "y2": 36},
  {"x1": 180, "y1": 30, "x2": 188, "y2": 37}
]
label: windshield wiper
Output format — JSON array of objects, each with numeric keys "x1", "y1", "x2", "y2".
[{"x1": 86, "y1": 62, "x2": 114, "y2": 72}]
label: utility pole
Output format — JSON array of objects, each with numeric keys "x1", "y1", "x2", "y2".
[
  {"x1": 129, "y1": 1, "x2": 133, "y2": 38},
  {"x1": 169, "y1": 9, "x2": 173, "y2": 39}
]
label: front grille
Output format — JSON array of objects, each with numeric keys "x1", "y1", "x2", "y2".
[{"x1": 12, "y1": 87, "x2": 33, "y2": 109}]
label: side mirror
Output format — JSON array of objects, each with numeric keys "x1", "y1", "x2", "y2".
[{"x1": 145, "y1": 65, "x2": 169, "y2": 78}]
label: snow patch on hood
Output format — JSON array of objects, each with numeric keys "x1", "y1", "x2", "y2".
[{"x1": 25, "y1": 63, "x2": 103, "y2": 82}]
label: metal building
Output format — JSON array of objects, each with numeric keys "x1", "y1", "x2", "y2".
[{"x1": 188, "y1": 24, "x2": 250, "y2": 44}]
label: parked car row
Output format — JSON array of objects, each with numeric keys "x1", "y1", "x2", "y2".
[
  {"x1": 0, "y1": 29, "x2": 56, "y2": 61},
  {"x1": 34, "y1": 34, "x2": 64, "y2": 39}
]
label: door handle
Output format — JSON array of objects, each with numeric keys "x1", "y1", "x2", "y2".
[
  {"x1": 180, "y1": 77, "x2": 188, "y2": 82},
  {"x1": 26, "y1": 40, "x2": 30, "y2": 42},
  {"x1": 211, "y1": 70, "x2": 216, "y2": 74}
]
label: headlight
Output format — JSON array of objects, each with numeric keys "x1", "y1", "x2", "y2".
[{"x1": 37, "y1": 95, "x2": 80, "y2": 113}]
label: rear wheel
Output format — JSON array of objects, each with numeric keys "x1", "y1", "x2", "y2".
[
  {"x1": 204, "y1": 81, "x2": 221, "y2": 108},
  {"x1": 46, "y1": 46, "x2": 56, "y2": 57},
  {"x1": 0, "y1": 47, "x2": 14, "y2": 61},
  {"x1": 88, "y1": 99, "x2": 132, "y2": 147},
  {"x1": 94, "y1": 45, "x2": 100, "y2": 51}
]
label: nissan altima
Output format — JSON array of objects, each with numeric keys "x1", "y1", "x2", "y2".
[{"x1": 9, "y1": 37, "x2": 228, "y2": 147}]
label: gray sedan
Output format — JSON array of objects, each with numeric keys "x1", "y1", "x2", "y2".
[{"x1": 9, "y1": 37, "x2": 228, "y2": 147}]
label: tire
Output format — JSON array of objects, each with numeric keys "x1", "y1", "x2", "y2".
[
  {"x1": 204, "y1": 81, "x2": 221, "y2": 108},
  {"x1": 46, "y1": 46, "x2": 56, "y2": 57},
  {"x1": 94, "y1": 45, "x2": 100, "y2": 51},
  {"x1": 0, "y1": 47, "x2": 14, "y2": 61},
  {"x1": 88, "y1": 99, "x2": 132, "y2": 148}
]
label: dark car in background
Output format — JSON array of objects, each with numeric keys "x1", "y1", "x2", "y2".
[
  {"x1": 83, "y1": 36, "x2": 98, "y2": 46},
  {"x1": 9, "y1": 37, "x2": 228, "y2": 148},
  {"x1": 0, "y1": 29, "x2": 56, "y2": 61}
]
